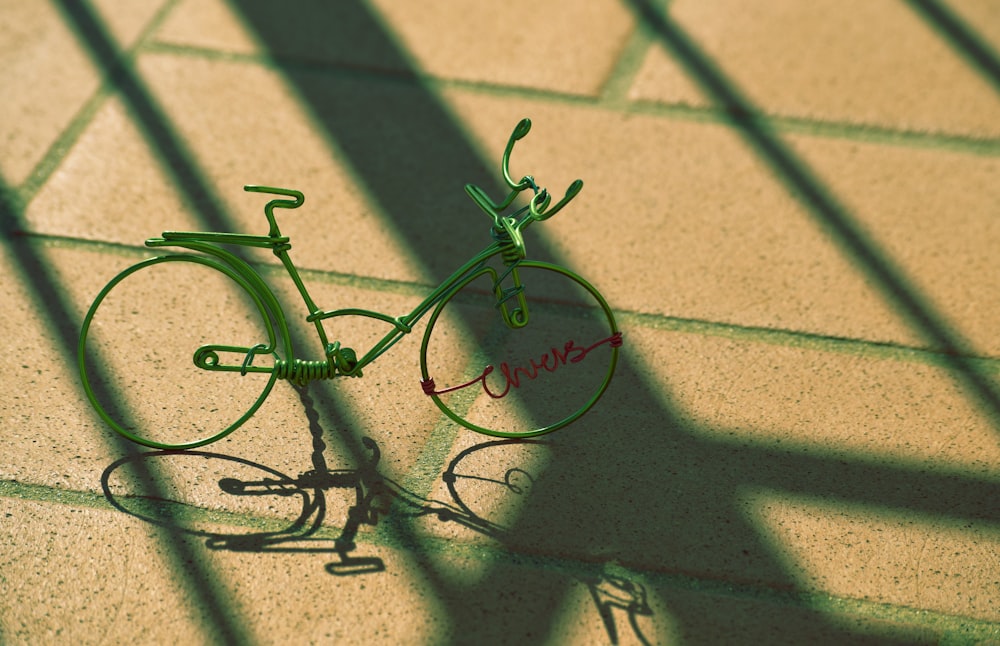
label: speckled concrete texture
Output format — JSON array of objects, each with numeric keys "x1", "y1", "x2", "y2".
[{"x1": 2, "y1": 0, "x2": 1000, "y2": 643}]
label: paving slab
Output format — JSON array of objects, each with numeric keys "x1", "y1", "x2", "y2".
[
  {"x1": 1, "y1": 498, "x2": 209, "y2": 644},
  {"x1": 632, "y1": 0, "x2": 1000, "y2": 137},
  {"x1": 153, "y1": 0, "x2": 637, "y2": 96},
  {"x1": 0, "y1": 240, "x2": 116, "y2": 491},
  {"x1": 788, "y1": 134, "x2": 1000, "y2": 356},
  {"x1": 0, "y1": 0, "x2": 166, "y2": 186}
]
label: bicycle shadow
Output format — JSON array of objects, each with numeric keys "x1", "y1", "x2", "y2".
[
  {"x1": 101, "y1": 432, "x2": 652, "y2": 644},
  {"x1": 100, "y1": 440, "x2": 388, "y2": 575},
  {"x1": 101, "y1": 382, "x2": 391, "y2": 576}
]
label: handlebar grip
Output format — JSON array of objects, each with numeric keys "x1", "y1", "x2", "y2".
[
  {"x1": 511, "y1": 118, "x2": 532, "y2": 141},
  {"x1": 564, "y1": 179, "x2": 583, "y2": 201},
  {"x1": 502, "y1": 119, "x2": 535, "y2": 190},
  {"x1": 532, "y1": 179, "x2": 583, "y2": 220}
]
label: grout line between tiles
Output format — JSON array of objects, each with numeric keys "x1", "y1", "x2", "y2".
[{"x1": 136, "y1": 40, "x2": 1000, "y2": 157}]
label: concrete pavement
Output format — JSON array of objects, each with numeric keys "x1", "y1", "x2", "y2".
[{"x1": 2, "y1": 0, "x2": 1000, "y2": 643}]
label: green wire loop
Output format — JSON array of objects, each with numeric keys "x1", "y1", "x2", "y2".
[{"x1": 502, "y1": 118, "x2": 534, "y2": 190}]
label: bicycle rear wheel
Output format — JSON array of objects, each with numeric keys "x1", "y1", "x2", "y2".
[
  {"x1": 420, "y1": 261, "x2": 620, "y2": 438},
  {"x1": 79, "y1": 255, "x2": 279, "y2": 449}
]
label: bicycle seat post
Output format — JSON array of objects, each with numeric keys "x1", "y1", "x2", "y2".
[{"x1": 244, "y1": 185, "x2": 305, "y2": 238}]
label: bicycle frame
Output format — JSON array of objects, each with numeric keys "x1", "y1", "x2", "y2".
[
  {"x1": 140, "y1": 117, "x2": 587, "y2": 388},
  {"x1": 145, "y1": 197, "x2": 544, "y2": 387}
]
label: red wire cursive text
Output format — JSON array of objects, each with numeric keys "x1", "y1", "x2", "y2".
[{"x1": 421, "y1": 332, "x2": 622, "y2": 399}]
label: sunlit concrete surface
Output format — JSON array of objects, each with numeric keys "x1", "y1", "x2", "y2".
[{"x1": 2, "y1": 0, "x2": 1000, "y2": 643}]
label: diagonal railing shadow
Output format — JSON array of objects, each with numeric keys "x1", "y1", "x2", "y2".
[
  {"x1": 1, "y1": 3, "x2": 259, "y2": 621},
  {"x1": 624, "y1": 0, "x2": 1000, "y2": 427},
  {"x1": 0, "y1": 180, "x2": 252, "y2": 643},
  {"x1": 904, "y1": 0, "x2": 1000, "y2": 95},
  {"x1": 51, "y1": 0, "x2": 225, "y2": 233},
  {"x1": 224, "y1": 1, "x2": 559, "y2": 274},
  {"x1": 22, "y1": 0, "x2": 369, "y2": 641}
]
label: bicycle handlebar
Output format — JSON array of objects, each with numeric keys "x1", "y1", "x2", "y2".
[
  {"x1": 245, "y1": 118, "x2": 580, "y2": 241},
  {"x1": 529, "y1": 179, "x2": 583, "y2": 221},
  {"x1": 245, "y1": 185, "x2": 304, "y2": 237},
  {"x1": 471, "y1": 118, "x2": 584, "y2": 225}
]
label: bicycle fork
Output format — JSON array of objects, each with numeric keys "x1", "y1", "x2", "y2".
[{"x1": 493, "y1": 264, "x2": 532, "y2": 329}]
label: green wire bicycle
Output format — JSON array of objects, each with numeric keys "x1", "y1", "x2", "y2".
[{"x1": 78, "y1": 119, "x2": 621, "y2": 449}]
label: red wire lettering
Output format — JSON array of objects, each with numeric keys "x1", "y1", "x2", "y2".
[{"x1": 422, "y1": 332, "x2": 621, "y2": 399}]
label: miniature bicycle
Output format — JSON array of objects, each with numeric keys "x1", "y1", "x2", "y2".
[{"x1": 78, "y1": 119, "x2": 621, "y2": 449}]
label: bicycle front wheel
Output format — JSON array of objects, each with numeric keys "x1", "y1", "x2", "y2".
[
  {"x1": 420, "y1": 261, "x2": 620, "y2": 438},
  {"x1": 79, "y1": 255, "x2": 279, "y2": 449}
]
